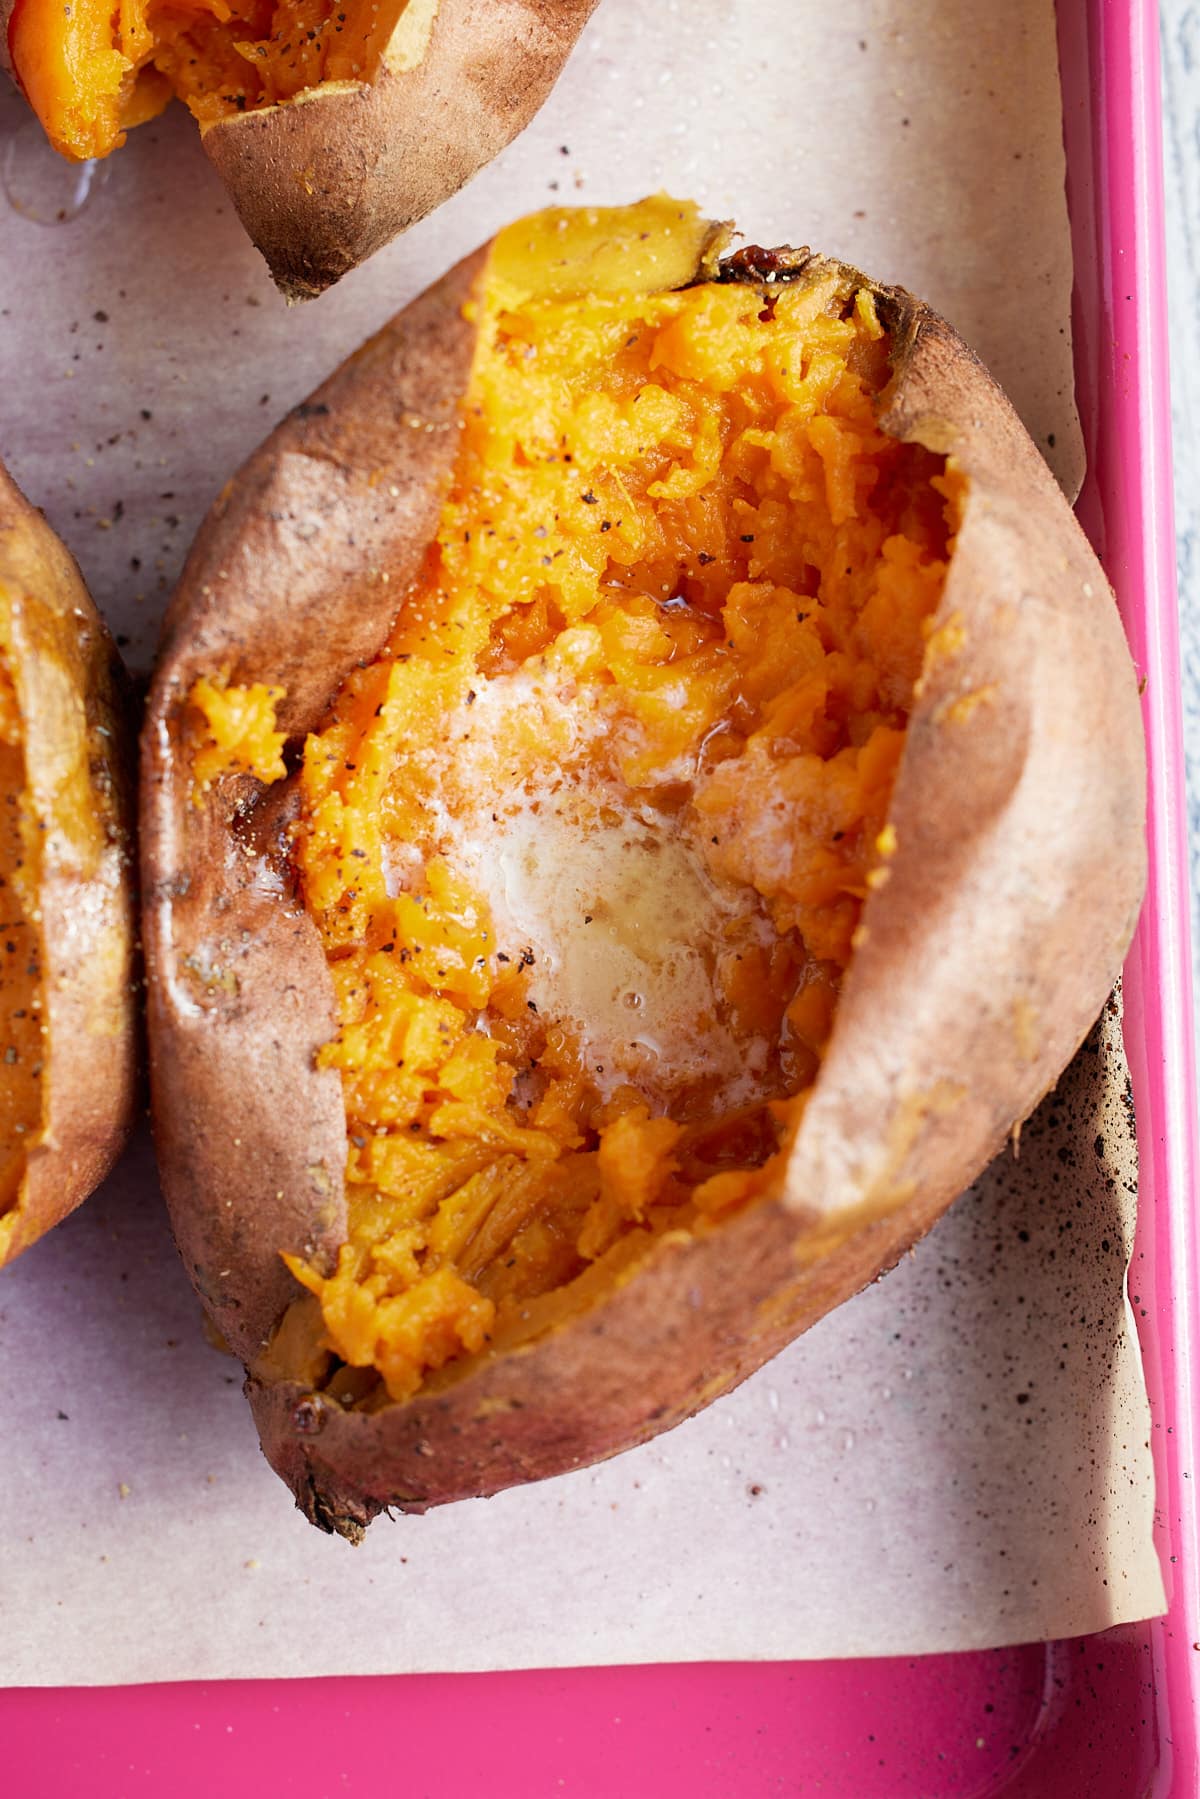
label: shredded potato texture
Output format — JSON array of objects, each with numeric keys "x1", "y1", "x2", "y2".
[
  {"x1": 11, "y1": 0, "x2": 415, "y2": 159},
  {"x1": 205, "y1": 246, "x2": 962, "y2": 1403}
]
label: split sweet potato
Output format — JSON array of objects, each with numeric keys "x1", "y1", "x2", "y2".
[
  {"x1": 2, "y1": 0, "x2": 599, "y2": 297},
  {"x1": 141, "y1": 199, "x2": 1145, "y2": 1535},
  {"x1": 0, "y1": 466, "x2": 137, "y2": 1267}
]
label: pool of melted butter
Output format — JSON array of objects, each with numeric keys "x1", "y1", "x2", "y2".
[{"x1": 421, "y1": 665, "x2": 778, "y2": 1114}]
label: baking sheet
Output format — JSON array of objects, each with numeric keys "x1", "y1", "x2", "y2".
[{"x1": 0, "y1": 0, "x2": 1164, "y2": 1684}]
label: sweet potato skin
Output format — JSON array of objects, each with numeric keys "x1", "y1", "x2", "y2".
[
  {"x1": 142, "y1": 234, "x2": 1146, "y2": 1536},
  {"x1": 1, "y1": 0, "x2": 597, "y2": 297},
  {"x1": 0, "y1": 466, "x2": 137, "y2": 1266},
  {"x1": 141, "y1": 251, "x2": 483, "y2": 1350},
  {"x1": 198, "y1": 0, "x2": 600, "y2": 300}
]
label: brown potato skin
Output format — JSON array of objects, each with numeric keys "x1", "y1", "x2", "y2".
[
  {"x1": 142, "y1": 239, "x2": 1146, "y2": 1537},
  {"x1": 201, "y1": 0, "x2": 601, "y2": 299},
  {"x1": 0, "y1": 466, "x2": 138, "y2": 1266},
  {"x1": 141, "y1": 251, "x2": 483, "y2": 1350}
]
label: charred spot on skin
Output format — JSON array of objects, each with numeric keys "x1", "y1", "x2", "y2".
[
  {"x1": 292, "y1": 1395, "x2": 327, "y2": 1435},
  {"x1": 718, "y1": 244, "x2": 807, "y2": 284},
  {"x1": 305, "y1": 1480, "x2": 371, "y2": 1543}
]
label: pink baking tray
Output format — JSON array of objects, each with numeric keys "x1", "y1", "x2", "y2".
[{"x1": 3, "y1": 0, "x2": 1197, "y2": 1792}]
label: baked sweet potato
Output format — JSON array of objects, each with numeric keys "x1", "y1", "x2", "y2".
[
  {"x1": 0, "y1": 466, "x2": 137, "y2": 1267},
  {"x1": 141, "y1": 197, "x2": 1146, "y2": 1537},
  {"x1": 1, "y1": 0, "x2": 599, "y2": 298}
]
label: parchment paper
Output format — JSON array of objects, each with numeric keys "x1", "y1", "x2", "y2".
[{"x1": 0, "y1": 0, "x2": 1164, "y2": 1684}]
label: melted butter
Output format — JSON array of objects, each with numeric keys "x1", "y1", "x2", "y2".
[{"x1": 435, "y1": 670, "x2": 775, "y2": 1110}]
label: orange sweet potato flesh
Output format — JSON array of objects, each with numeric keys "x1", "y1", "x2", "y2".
[
  {"x1": 2, "y1": 0, "x2": 600, "y2": 297},
  {"x1": 6, "y1": 0, "x2": 419, "y2": 158},
  {"x1": 141, "y1": 200, "x2": 1146, "y2": 1536},
  {"x1": 254, "y1": 238, "x2": 960, "y2": 1409},
  {"x1": 0, "y1": 466, "x2": 138, "y2": 1267}
]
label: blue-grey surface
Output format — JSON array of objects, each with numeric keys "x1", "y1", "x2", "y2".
[{"x1": 1163, "y1": 3, "x2": 1200, "y2": 1027}]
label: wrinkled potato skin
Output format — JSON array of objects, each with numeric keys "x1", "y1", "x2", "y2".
[
  {"x1": 141, "y1": 252, "x2": 483, "y2": 1350},
  {"x1": 201, "y1": 0, "x2": 601, "y2": 299},
  {"x1": 0, "y1": 466, "x2": 137, "y2": 1266},
  {"x1": 142, "y1": 240, "x2": 1146, "y2": 1537}
]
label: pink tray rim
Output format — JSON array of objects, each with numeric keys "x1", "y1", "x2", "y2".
[{"x1": 1086, "y1": 0, "x2": 1200, "y2": 1785}]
